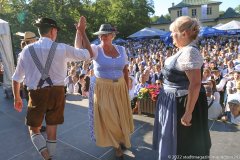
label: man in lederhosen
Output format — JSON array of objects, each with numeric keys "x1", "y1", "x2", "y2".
[
  {"x1": 17, "y1": 31, "x2": 47, "y2": 132},
  {"x1": 12, "y1": 16, "x2": 93, "y2": 160}
]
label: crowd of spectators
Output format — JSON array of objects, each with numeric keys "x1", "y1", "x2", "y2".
[{"x1": 61, "y1": 35, "x2": 240, "y2": 125}]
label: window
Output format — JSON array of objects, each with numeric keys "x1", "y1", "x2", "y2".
[
  {"x1": 192, "y1": 9, "x2": 197, "y2": 17},
  {"x1": 207, "y1": 7, "x2": 212, "y2": 15},
  {"x1": 177, "y1": 10, "x2": 182, "y2": 17}
]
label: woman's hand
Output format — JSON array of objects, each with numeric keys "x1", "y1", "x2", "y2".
[
  {"x1": 76, "y1": 16, "x2": 86, "y2": 33},
  {"x1": 181, "y1": 112, "x2": 192, "y2": 126}
]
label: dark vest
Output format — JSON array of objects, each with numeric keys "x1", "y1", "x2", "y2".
[
  {"x1": 161, "y1": 45, "x2": 203, "y2": 91},
  {"x1": 161, "y1": 52, "x2": 189, "y2": 90}
]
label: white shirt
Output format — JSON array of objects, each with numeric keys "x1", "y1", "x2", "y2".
[
  {"x1": 230, "y1": 114, "x2": 240, "y2": 125},
  {"x1": 226, "y1": 92, "x2": 240, "y2": 111},
  {"x1": 12, "y1": 37, "x2": 90, "y2": 90},
  {"x1": 207, "y1": 97, "x2": 222, "y2": 120},
  {"x1": 164, "y1": 42, "x2": 203, "y2": 71}
]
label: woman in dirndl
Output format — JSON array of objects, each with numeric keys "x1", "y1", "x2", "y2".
[
  {"x1": 153, "y1": 16, "x2": 211, "y2": 160},
  {"x1": 90, "y1": 24, "x2": 134, "y2": 160}
]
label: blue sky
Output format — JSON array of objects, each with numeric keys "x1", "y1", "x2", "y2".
[{"x1": 153, "y1": 0, "x2": 240, "y2": 16}]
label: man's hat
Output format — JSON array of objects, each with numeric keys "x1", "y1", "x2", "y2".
[
  {"x1": 34, "y1": 18, "x2": 60, "y2": 31},
  {"x1": 228, "y1": 99, "x2": 240, "y2": 105},
  {"x1": 93, "y1": 24, "x2": 119, "y2": 35},
  {"x1": 16, "y1": 32, "x2": 38, "y2": 41}
]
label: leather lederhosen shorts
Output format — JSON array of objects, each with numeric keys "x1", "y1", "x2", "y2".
[{"x1": 26, "y1": 86, "x2": 65, "y2": 127}]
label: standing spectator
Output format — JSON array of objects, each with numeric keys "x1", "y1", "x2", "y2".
[{"x1": 12, "y1": 16, "x2": 93, "y2": 160}]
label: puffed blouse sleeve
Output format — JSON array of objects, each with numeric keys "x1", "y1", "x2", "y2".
[
  {"x1": 90, "y1": 44, "x2": 98, "y2": 60},
  {"x1": 177, "y1": 46, "x2": 203, "y2": 71}
]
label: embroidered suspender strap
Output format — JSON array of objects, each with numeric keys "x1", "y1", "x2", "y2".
[{"x1": 29, "y1": 42, "x2": 58, "y2": 88}]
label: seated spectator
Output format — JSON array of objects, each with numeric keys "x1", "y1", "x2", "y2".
[
  {"x1": 74, "y1": 74, "x2": 85, "y2": 95},
  {"x1": 233, "y1": 54, "x2": 240, "y2": 66},
  {"x1": 64, "y1": 69, "x2": 77, "y2": 94},
  {"x1": 204, "y1": 85, "x2": 222, "y2": 120},
  {"x1": 151, "y1": 64, "x2": 161, "y2": 84},
  {"x1": 155, "y1": 79, "x2": 162, "y2": 90},
  {"x1": 226, "y1": 71, "x2": 240, "y2": 95},
  {"x1": 202, "y1": 68, "x2": 211, "y2": 83},
  {"x1": 207, "y1": 79, "x2": 220, "y2": 103},
  {"x1": 133, "y1": 74, "x2": 148, "y2": 114},
  {"x1": 211, "y1": 67, "x2": 222, "y2": 84},
  {"x1": 129, "y1": 76, "x2": 137, "y2": 110},
  {"x1": 221, "y1": 99, "x2": 240, "y2": 125},
  {"x1": 226, "y1": 80, "x2": 240, "y2": 111},
  {"x1": 82, "y1": 75, "x2": 90, "y2": 97},
  {"x1": 129, "y1": 76, "x2": 136, "y2": 101},
  {"x1": 222, "y1": 60, "x2": 235, "y2": 77}
]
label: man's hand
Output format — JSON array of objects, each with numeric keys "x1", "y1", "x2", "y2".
[
  {"x1": 14, "y1": 98, "x2": 23, "y2": 112},
  {"x1": 12, "y1": 80, "x2": 23, "y2": 112},
  {"x1": 76, "y1": 16, "x2": 86, "y2": 33}
]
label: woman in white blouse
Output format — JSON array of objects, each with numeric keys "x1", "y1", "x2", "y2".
[{"x1": 153, "y1": 16, "x2": 211, "y2": 160}]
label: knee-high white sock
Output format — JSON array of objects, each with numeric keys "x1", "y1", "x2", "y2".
[
  {"x1": 46, "y1": 139, "x2": 57, "y2": 158},
  {"x1": 31, "y1": 133, "x2": 47, "y2": 155}
]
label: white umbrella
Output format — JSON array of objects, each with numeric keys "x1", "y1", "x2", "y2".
[
  {"x1": 216, "y1": 20, "x2": 240, "y2": 30},
  {"x1": 128, "y1": 27, "x2": 167, "y2": 38},
  {"x1": 212, "y1": 23, "x2": 223, "y2": 28}
]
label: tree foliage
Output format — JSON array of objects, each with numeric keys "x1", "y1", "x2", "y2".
[
  {"x1": 150, "y1": 16, "x2": 159, "y2": 23},
  {"x1": 0, "y1": 0, "x2": 154, "y2": 51},
  {"x1": 235, "y1": 4, "x2": 240, "y2": 13}
]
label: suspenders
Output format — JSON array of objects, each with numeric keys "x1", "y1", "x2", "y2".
[{"x1": 28, "y1": 42, "x2": 58, "y2": 89}]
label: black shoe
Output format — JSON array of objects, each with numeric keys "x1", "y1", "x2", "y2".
[
  {"x1": 115, "y1": 155, "x2": 124, "y2": 160},
  {"x1": 40, "y1": 126, "x2": 46, "y2": 132},
  {"x1": 120, "y1": 143, "x2": 127, "y2": 151}
]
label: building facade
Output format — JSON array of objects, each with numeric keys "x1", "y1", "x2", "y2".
[{"x1": 152, "y1": 0, "x2": 240, "y2": 31}]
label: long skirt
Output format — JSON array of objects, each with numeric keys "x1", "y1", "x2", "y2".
[
  {"x1": 88, "y1": 76, "x2": 96, "y2": 141},
  {"x1": 153, "y1": 89, "x2": 211, "y2": 160},
  {"x1": 94, "y1": 77, "x2": 134, "y2": 148}
]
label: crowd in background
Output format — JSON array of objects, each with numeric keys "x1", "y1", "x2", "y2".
[{"x1": 65, "y1": 35, "x2": 240, "y2": 125}]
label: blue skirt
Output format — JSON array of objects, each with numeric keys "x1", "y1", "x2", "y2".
[{"x1": 153, "y1": 89, "x2": 211, "y2": 160}]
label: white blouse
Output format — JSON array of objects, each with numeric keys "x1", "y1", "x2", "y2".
[{"x1": 165, "y1": 42, "x2": 203, "y2": 71}]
